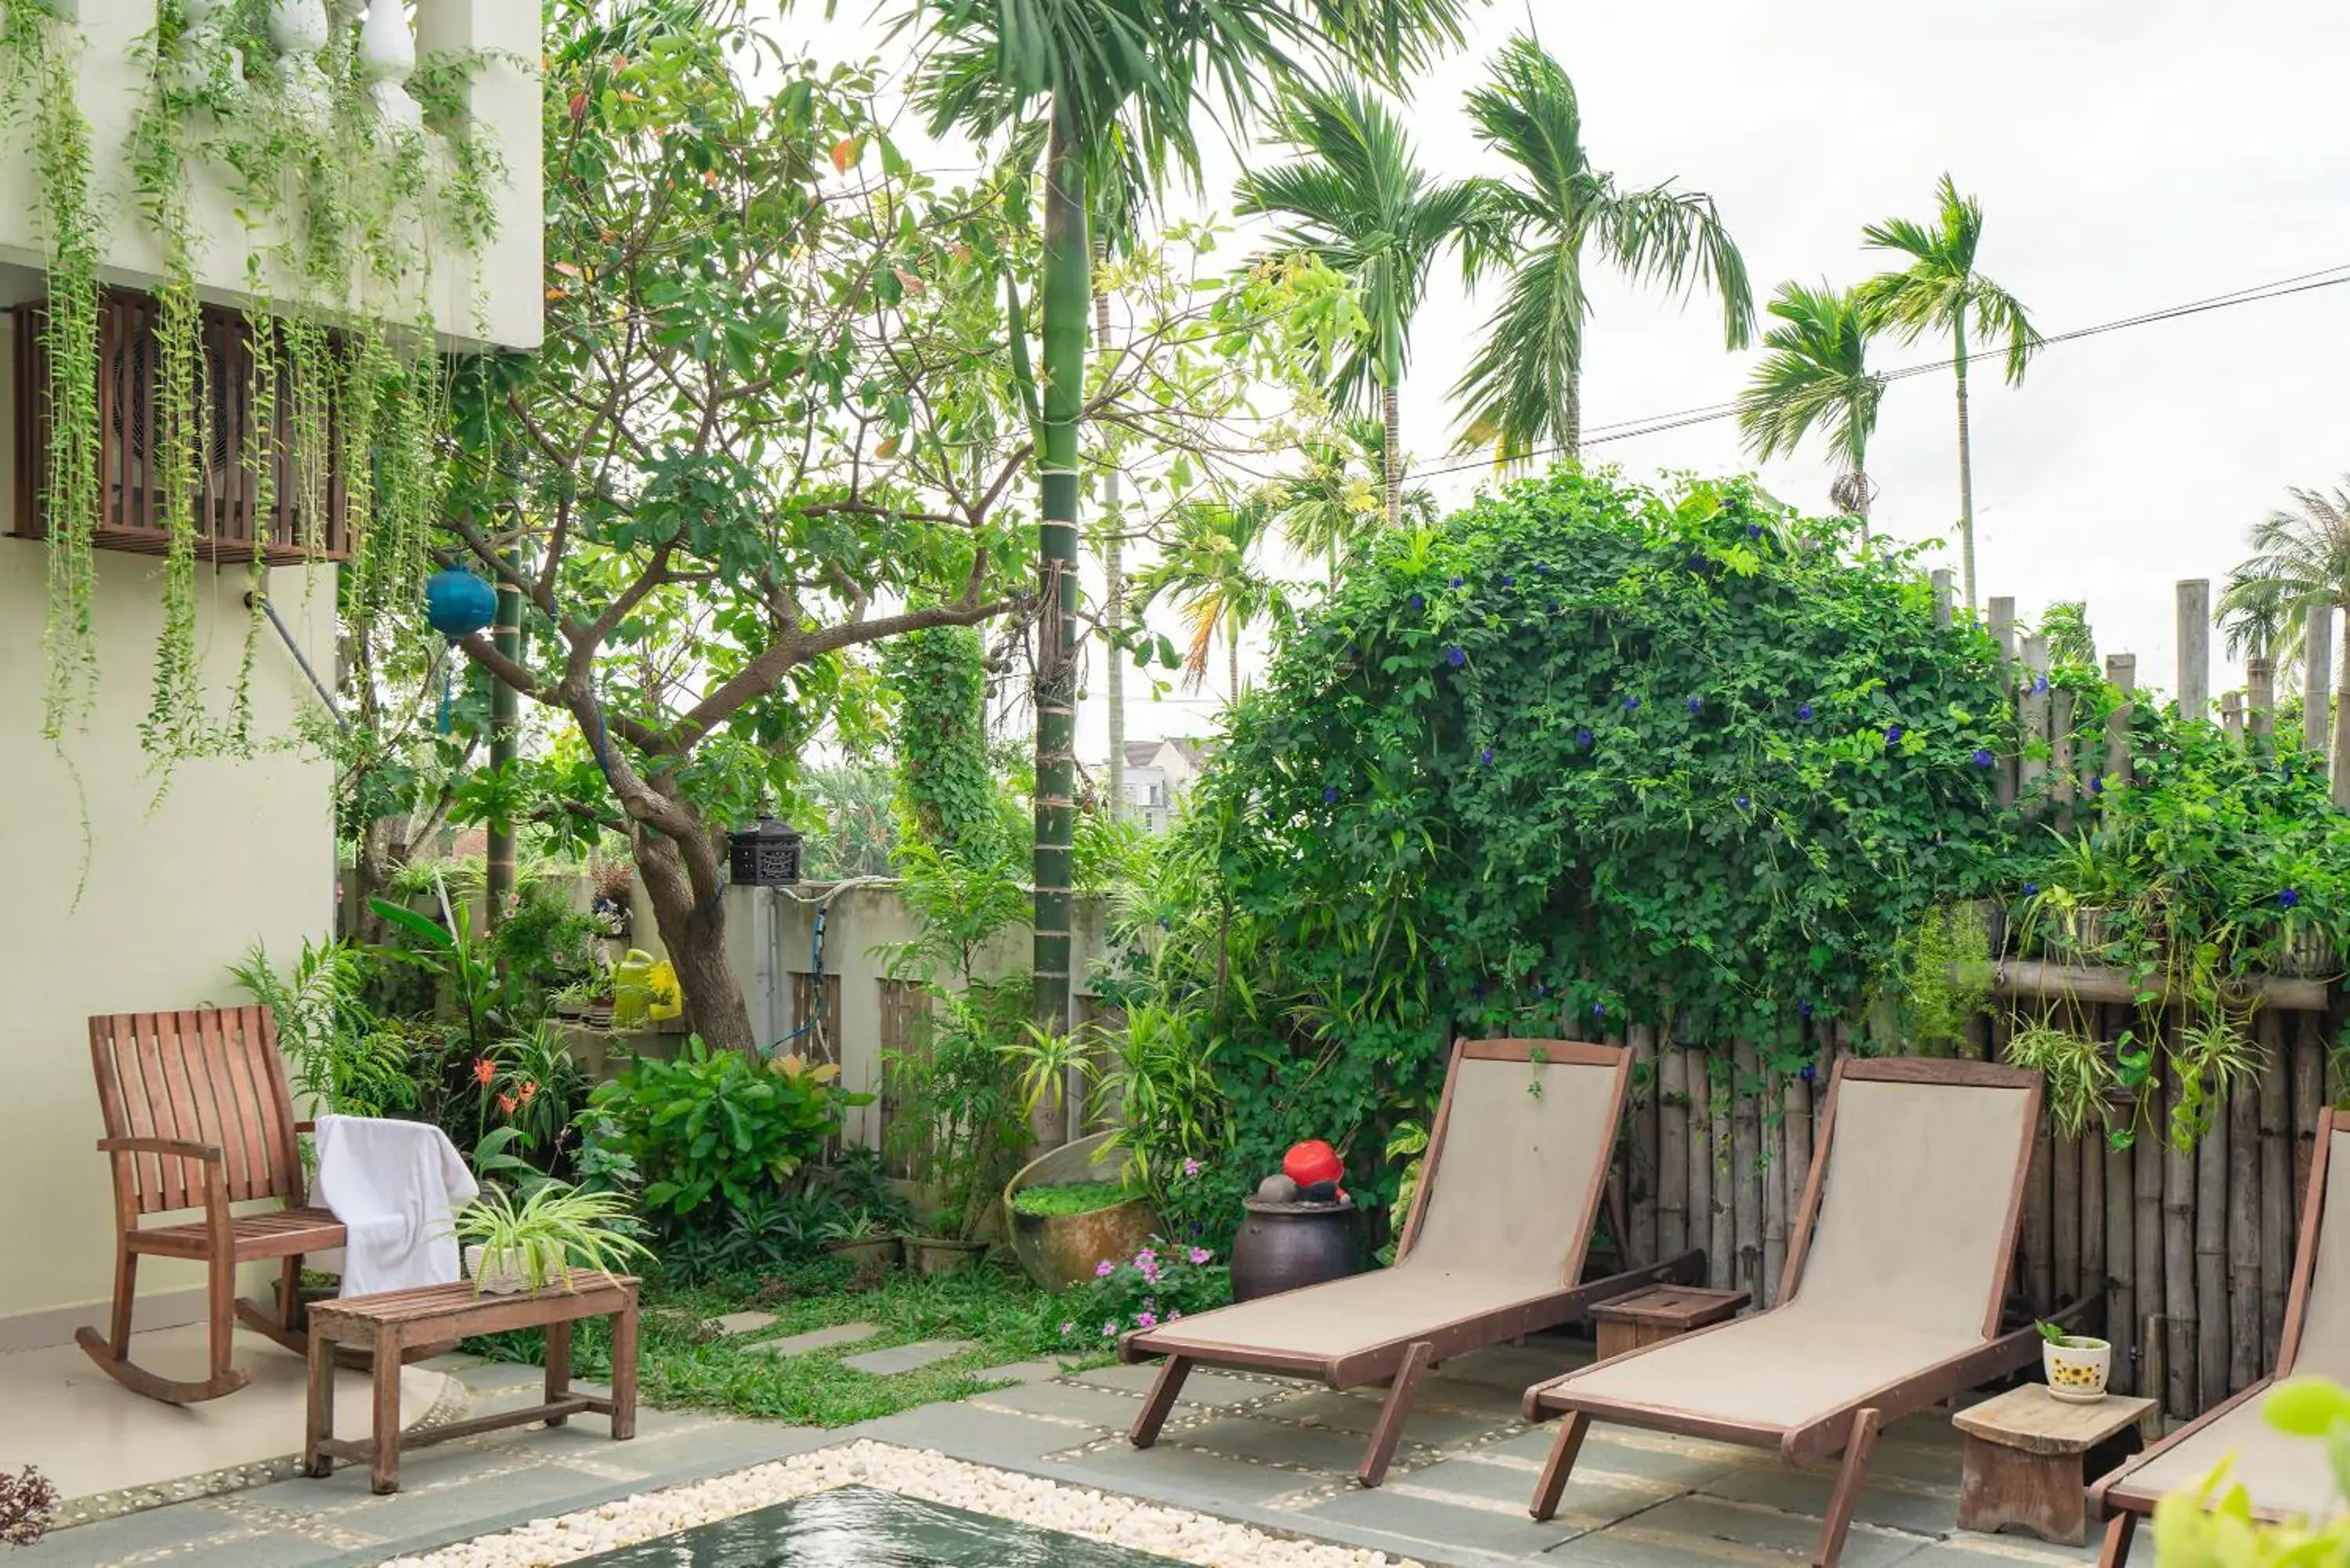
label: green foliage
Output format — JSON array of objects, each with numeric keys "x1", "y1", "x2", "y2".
[
  {"x1": 230, "y1": 938, "x2": 416, "y2": 1117},
  {"x1": 1900, "y1": 901, "x2": 1993, "y2": 1053},
  {"x1": 1008, "y1": 1180, "x2": 1134, "y2": 1219},
  {"x1": 1052, "y1": 1237, "x2": 1229, "y2": 1349},
  {"x1": 2004, "y1": 1017, "x2": 2117, "y2": 1140},
  {"x1": 881, "y1": 981, "x2": 1033, "y2": 1242},
  {"x1": 2153, "y1": 1375, "x2": 2350, "y2": 1563},
  {"x1": 884, "y1": 626, "x2": 1002, "y2": 862},
  {"x1": 585, "y1": 1039, "x2": 866, "y2": 1231},
  {"x1": 453, "y1": 1182, "x2": 652, "y2": 1295}
]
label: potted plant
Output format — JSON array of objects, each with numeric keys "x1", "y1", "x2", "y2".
[
  {"x1": 2037, "y1": 1319, "x2": 2111, "y2": 1403},
  {"x1": 811, "y1": 1151, "x2": 911, "y2": 1284},
  {"x1": 2023, "y1": 828, "x2": 2130, "y2": 963},
  {"x1": 454, "y1": 1183, "x2": 651, "y2": 1295},
  {"x1": 1002, "y1": 1133, "x2": 1158, "y2": 1294}
]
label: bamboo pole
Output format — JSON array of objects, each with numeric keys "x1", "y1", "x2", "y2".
[
  {"x1": 1659, "y1": 1043, "x2": 1689, "y2": 1262},
  {"x1": 2307, "y1": 607, "x2": 2334, "y2": 765},
  {"x1": 2052, "y1": 685, "x2": 2077, "y2": 837},
  {"x1": 1783, "y1": 1066, "x2": 1813, "y2": 1305},
  {"x1": 1932, "y1": 568, "x2": 1955, "y2": 628},
  {"x1": 2178, "y1": 580, "x2": 2211, "y2": 723},
  {"x1": 2164, "y1": 1062, "x2": 2197, "y2": 1418},
  {"x1": 2081, "y1": 1116, "x2": 2105, "y2": 1318},
  {"x1": 1974, "y1": 961, "x2": 2327, "y2": 1010},
  {"x1": 2053, "y1": 1129, "x2": 2081, "y2": 1306},
  {"x1": 2196, "y1": 1081, "x2": 2230, "y2": 1410},
  {"x1": 2247, "y1": 656, "x2": 2276, "y2": 750},
  {"x1": 1732, "y1": 1042, "x2": 1762, "y2": 1299},
  {"x1": 2229, "y1": 1072, "x2": 2261, "y2": 1392},
  {"x1": 2221, "y1": 689, "x2": 2243, "y2": 740},
  {"x1": 1708, "y1": 1067, "x2": 1734, "y2": 1292},
  {"x1": 2104, "y1": 655, "x2": 2137, "y2": 793},
  {"x1": 2019, "y1": 634, "x2": 2052, "y2": 810},
  {"x1": 2131, "y1": 1070, "x2": 2161, "y2": 1402},
  {"x1": 2025, "y1": 1100, "x2": 2055, "y2": 1315},
  {"x1": 2106, "y1": 1081, "x2": 2135, "y2": 1392},
  {"x1": 1629, "y1": 1023, "x2": 1658, "y2": 1266},
  {"x1": 2295, "y1": 1011, "x2": 2324, "y2": 1212},
  {"x1": 1762, "y1": 1073, "x2": 1788, "y2": 1307},
  {"x1": 1990, "y1": 597, "x2": 2020, "y2": 809},
  {"x1": 2259, "y1": 1010, "x2": 2290, "y2": 1370}
]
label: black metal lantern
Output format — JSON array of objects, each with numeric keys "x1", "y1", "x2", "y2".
[{"x1": 728, "y1": 813, "x2": 804, "y2": 886}]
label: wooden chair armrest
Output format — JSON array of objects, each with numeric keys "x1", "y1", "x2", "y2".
[
  {"x1": 97, "y1": 1136, "x2": 224, "y2": 1163},
  {"x1": 295, "y1": 1120, "x2": 316, "y2": 1135}
]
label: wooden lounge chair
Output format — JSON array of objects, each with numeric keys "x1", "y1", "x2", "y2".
[
  {"x1": 1521, "y1": 1057, "x2": 2053, "y2": 1567},
  {"x1": 1119, "y1": 1038, "x2": 1705, "y2": 1488},
  {"x1": 2089, "y1": 1109, "x2": 2350, "y2": 1564},
  {"x1": 79, "y1": 1007, "x2": 346, "y2": 1404}
]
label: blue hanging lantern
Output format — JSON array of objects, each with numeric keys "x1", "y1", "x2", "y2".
[{"x1": 425, "y1": 567, "x2": 498, "y2": 732}]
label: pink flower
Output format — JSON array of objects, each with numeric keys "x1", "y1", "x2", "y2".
[
  {"x1": 1169, "y1": 1310, "x2": 1182, "y2": 1321},
  {"x1": 473, "y1": 1058, "x2": 496, "y2": 1087},
  {"x1": 1059, "y1": 1321, "x2": 1075, "y2": 1337},
  {"x1": 1095, "y1": 1260, "x2": 1115, "y2": 1278},
  {"x1": 497, "y1": 1092, "x2": 518, "y2": 1115},
  {"x1": 1136, "y1": 1312, "x2": 1159, "y2": 1330},
  {"x1": 1181, "y1": 1158, "x2": 1200, "y2": 1177},
  {"x1": 1134, "y1": 1248, "x2": 1157, "y2": 1267},
  {"x1": 1188, "y1": 1247, "x2": 1210, "y2": 1265},
  {"x1": 1101, "y1": 1321, "x2": 1118, "y2": 1337}
]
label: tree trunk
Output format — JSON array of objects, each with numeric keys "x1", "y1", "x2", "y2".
[
  {"x1": 1562, "y1": 368, "x2": 1581, "y2": 464},
  {"x1": 631, "y1": 817, "x2": 753, "y2": 1050},
  {"x1": 1382, "y1": 382, "x2": 1402, "y2": 528},
  {"x1": 1952, "y1": 318, "x2": 1977, "y2": 612},
  {"x1": 1096, "y1": 257, "x2": 1126, "y2": 826},
  {"x1": 1028, "y1": 104, "x2": 1088, "y2": 1147},
  {"x1": 2332, "y1": 606, "x2": 2350, "y2": 807}
]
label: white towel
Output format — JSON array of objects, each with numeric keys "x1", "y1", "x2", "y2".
[{"x1": 311, "y1": 1115, "x2": 480, "y2": 1297}]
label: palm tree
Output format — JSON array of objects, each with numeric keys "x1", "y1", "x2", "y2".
[
  {"x1": 1237, "y1": 81, "x2": 1487, "y2": 526},
  {"x1": 1858, "y1": 174, "x2": 2041, "y2": 612},
  {"x1": 1272, "y1": 415, "x2": 1434, "y2": 578},
  {"x1": 2218, "y1": 565, "x2": 2301, "y2": 686},
  {"x1": 1735, "y1": 281, "x2": 1884, "y2": 526},
  {"x1": 1140, "y1": 497, "x2": 1290, "y2": 703},
  {"x1": 901, "y1": 0, "x2": 1474, "y2": 1093},
  {"x1": 2225, "y1": 478, "x2": 2350, "y2": 788},
  {"x1": 1452, "y1": 34, "x2": 1752, "y2": 465}
]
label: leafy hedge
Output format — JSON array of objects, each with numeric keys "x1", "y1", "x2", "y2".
[{"x1": 1113, "y1": 470, "x2": 2017, "y2": 1223}]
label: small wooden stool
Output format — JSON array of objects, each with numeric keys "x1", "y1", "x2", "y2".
[
  {"x1": 1588, "y1": 1284, "x2": 1748, "y2": 1361},
  {"x1": 304, "y1": 1273, "x2": 639, "y2": 1494},
  {"x1": 1953, "y1": 1385, "x2": 2157, "y2": 1545}
]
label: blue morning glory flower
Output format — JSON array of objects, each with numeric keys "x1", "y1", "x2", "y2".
[
  {"x1": 1736, "y1": 795, "x2": 1750, "y2": 810},
  {"x1": 1687, "y1": 696, "x2": 1705, "y2": 715},
  {"x1": 2089, "y1": 775, "x2": 2106, "y2": 794},
  {"x1": 2281, "y1": 887, "x2": 2301, "y2": 909},
  {"x1": 1748, "y1": 523, "x2": 1763, "y2": 539},
  {"x1": 1797, "y1": 703, "x2": 1814, "y2": 721},
  {"x1": 1592, "y1": 1002, "x2": 1607, "y2": 1018},
  {"x1": 2024, "y1": 882, "x2": 2039, "y2": 897},
  {"x1": 1534, "y1": 563, "x2": 1549, "y2": 575},
  {"x1": 1409, "y1": 594, "x2": 1425, "y2": 610},
  {"x1": 1687, "y1": 555, "x2": 1707, "y2": 571},
  {"x1": 1480, "y1": 747, "x2": 1494, "y2": 766},
  {"x1": 1323, "y1": 786, "x2": 1340, "y2": 803},
  {"x1": 1800, "y1": 1063, "x2": 1817, "y2": 1082},
  {"x1": 1576, "y1": 728, "x2": 1593, "y2": 748},
  {"x1": 1972, "y1": 749, "x2": 1994, "y2": 768},
  {"x1": 1449, "y1": 576, "x2": 1464, "y2": 589},
  {"x1": 1500, "y1": 574, "x2": 1516, "y2": 587},
  {"x1": 1799, "y1": 999, "x2": 1814, "y2": 1019},
  {"x1": 1624, "y1": 695, "x2": 1640, "y2": 712},
  {"x1": 1447, "y1": 647, "x2": 1466, "y2": 667},
  {"x1": 1884, "y1": 724, "x2": 1904, "y2": 744},
  {"x1": 2033, "y1": 674, "x2": 2050, "y2": 694}
]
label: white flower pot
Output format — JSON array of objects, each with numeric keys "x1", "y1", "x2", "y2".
[
  {"x1": 2043, "y1": 1335, "x2": 2111, "y2": 1404},
  {"x1": 464, "y1": 1243, "x2": 530, "y2": 1295}
]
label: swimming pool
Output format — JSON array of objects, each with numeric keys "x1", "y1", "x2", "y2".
[{"x1": 568, "y1": 1484, "x2": 1184, "y2": 1566}]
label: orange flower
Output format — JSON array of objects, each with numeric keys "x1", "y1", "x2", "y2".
[
  {"x1": 519, "y1": 1080, "x2": 538, "y2": 1104},
  {"x1": 497, "y1": 1093, "x2": 518, "y2": 1116},
  {"x1": 473, "y1": 1058, "x2": 496, "y2": 1087}
]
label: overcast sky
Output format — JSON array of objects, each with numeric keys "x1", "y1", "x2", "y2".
[{"x1": 779, "y1": 1, "x2": 2350, "y2": 764}]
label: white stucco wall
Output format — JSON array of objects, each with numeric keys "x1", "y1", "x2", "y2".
[
  {"x1": 0, "y1": 0, "x2": 543, "y2": 351},
  {"x1": 0, "y1": 320, "x2": 338, "y2": 1339}
]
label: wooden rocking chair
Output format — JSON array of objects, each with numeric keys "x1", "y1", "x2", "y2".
[{"x1": 79, "y1": 1007, "x2": 347, "y2": 1404}]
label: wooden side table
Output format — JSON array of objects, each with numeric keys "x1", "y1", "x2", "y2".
[
  {"x1": 304, "y1": 1273, "x2": 639, "y2": 1494},
  {"x1": 1953, "y1": 1384, "x2": 2157, "y2": 1545},
  {"x1": 1588, "y1": 1284, "x2": 1748, "y2": 1361}
]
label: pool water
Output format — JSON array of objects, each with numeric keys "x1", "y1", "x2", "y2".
[{"x1": 569, "y1": 1485, "x2": 1185, "y2": 1566}]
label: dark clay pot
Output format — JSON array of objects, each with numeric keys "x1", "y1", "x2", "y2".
[{"x1": 1228, "y1": 1198, "x2": 1361, "y2": 1303}]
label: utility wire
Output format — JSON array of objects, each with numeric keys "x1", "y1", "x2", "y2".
[{"x1": 1408, "y1": 262, "x2": 2350, "y2": 482}]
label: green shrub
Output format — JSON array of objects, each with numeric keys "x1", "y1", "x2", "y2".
[{"x1": 1010, "y1": 1181, "x2": 1134, "y2": 1219}]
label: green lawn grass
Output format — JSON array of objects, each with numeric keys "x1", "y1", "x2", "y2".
[{"x1": 464, "y1": 1256, "x2": 1116, "y2": 1427}]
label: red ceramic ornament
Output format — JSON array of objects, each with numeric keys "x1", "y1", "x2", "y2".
[{"x1": 1282, "y1": 1139, "x2": 1343, "y2": 1188}]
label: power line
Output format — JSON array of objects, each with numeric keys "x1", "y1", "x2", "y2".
[{"x1": 1408, "y1": 262, "x2": 2350, "y2": 483}]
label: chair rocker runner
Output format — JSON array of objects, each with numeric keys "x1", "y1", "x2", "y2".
[
  {"x1": 79, "y1": 1007, "x2": 347, "y2": 1404},
  {"x1": 1119, "y1": 1038, "x2": 1704, "y2": 1488},
  {"x1": 1520, "y1": 1057, "x2": 2065, "y2": 1568},
  {"x1": 2089, "y1": 1108, "x2": 2350, "y2": 1564}
]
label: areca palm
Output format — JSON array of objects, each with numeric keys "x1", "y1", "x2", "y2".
[
  {"x1": 1237, "y1": 81, "x2": 1487, "y2": 525},
  {"x1": 1859, "y1": 174, "x2": 2041, "y2": 612},
  {"x1": 1274, "y1": 415, "x2": 1434, "y2": 576},
  {"x1": 1452, "y1": 34, "x2": 1752, "y2": 465},
  {"x1": 1139, "y1": 497, "x2": 1291, "y2": 703},
  {"x1": 1736, "y1": 281, "x2": 1884, "y2": 526},
  {"x1": 2225, "y1": 478, "x2": 2350, "y2": 783},
  {"x1": 898, "y1": 0, "x2": 1475, "y2": 1077}
]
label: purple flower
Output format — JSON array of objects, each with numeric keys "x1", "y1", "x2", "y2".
[
  {"x1": 1136, "y1": 1311, "x2": 1158, "y2": 1329},
  {"x1": 1323, "y1": 786, "x2": 1340, "y2": 804},
  {"x1": 1748, "y1": 522, "x2": 1763, "y2": 539},
  {"x1": 1884, "y1": 724, "x2": 1904, "y2": 744},
  {"x1": 1135, "y1": 1248, "x2": 1157, "y2": 1266},
  {"x1": 1623, "y1": 695, "x2": 1640, "y2": 712},
  {"x1": 1060, "y1": 1321, "x2": 1076, "y2": 1336},
  {"x1": 1095, "y1": 1260, "x2": 1115, "y2": 1278},
  {"x1": 1480, "y1": 747, "x2": 1494, "y2": 766},
  {"x1": 1181, "y1": 1158, "x2": 1201, "y2": 1178},
  {"x1": 1169, "y1": 1310, "x2": 1183, "y2": 1321},
  {"x1": 1972, "y1": 749, "x2": 1994, "y2": 768},
  {"x1": 1576, "y1": 728, "x2": 1593, "y2": 748},
  {"x1": 1797, "y1": 703, "x2": 1814, "y2": 721},
  {"x1": 1188, "y1": 1247, "x2": 1210, "y2": 1265},
  {"x1": 1687, "y1": 695, "x2": 1704, "y2": 714},
  {"x1": 1447, "y1": 647, "x2": 1466, "y2": 667},
  {"x1": 1534, "y1": 563, "x2": 1549, "y2": 574},
  {"x1": 1102, "y1": 1321, "x2": 1119, "y2": 1337},
  {"x1": 2281, "y1": 887, "x2": 2301, "y2": 909},
  {"x1": 1409, "y1": 594, "x2": 1425, "y2": 611}
]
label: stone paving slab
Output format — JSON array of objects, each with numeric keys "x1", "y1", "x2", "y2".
[
  {"x1": 1074, "y1": 1361, "x2": 1285, "y2": 1406},
  {"x1": 966, "y1": 1378, "x2": 1153, "y2": 1430},
  {"x1": 1300, "y1": 1483, "x2": 1593, "y2": 1561},
  {"x1": 1152, "y1": 1409, "x2": 1447, "y2": 1477},
  {"x1": 710, "y1": 1311, "x2": 777, "y2": 1335},
  {"x1": 747, "y1": 1320, "x2": 882, "y2": 1356},
  {"x1": 1595, "y1": 1493, "x2": 1929, "y2": 1568},
  {"x1": 841, "y1": 1336, "x2": 973, "y2": 1375},
  {"x1": 1260, "y1": 1386, "x2": 1517, "y2": 1450}
]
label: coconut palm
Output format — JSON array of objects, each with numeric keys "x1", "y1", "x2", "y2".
[
  {"x1": 1859, "y1": 174, "x2": 2041, "y2": 612},
  {"x1": 1139, "y1": 497, "x2": 1291, "y2": 703},
  {"x1": 1237, "y1": 81, "x2": 1488, "y2": 526},
  {"x1": 1452, "y1": 34, "x2": 1752, "y2": 466},
  {"x1": 1735, "y1": 281, "x2": 1884, "y2": 526},
  {"x1": 2225, "y1": 478, "x2": 2350, "y2": 778},
  {"x1": 2218, "y1": 565, "x2": 2301, "y2": 685},
  {"x1": 900, "y1": 0, "x2": 1476, "y2": 1066}
]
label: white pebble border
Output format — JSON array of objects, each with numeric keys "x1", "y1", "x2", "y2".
[{"x1": 380, "y1": 1440, "x2": 1423, "y2": 1568}]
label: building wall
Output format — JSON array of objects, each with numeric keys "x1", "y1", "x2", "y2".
[
  {"x1": 0, "y1": 320, "x2": 339, "y2": 1342},
  {"x1": 0, "y1": 0, "x2": 543, "y2": 351}
]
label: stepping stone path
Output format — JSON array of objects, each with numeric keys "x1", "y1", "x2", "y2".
[
  {"x1": 750, "y1": 1322, "x2": 883, "y2": 1357},
  {"x1": 842, "y1": 1338, "x2": 974, "y2": 1375},
  {"x1": 712, "y1": 1311, "x2": 777, "y2": 1336}
]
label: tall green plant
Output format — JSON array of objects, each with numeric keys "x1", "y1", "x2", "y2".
[
  {"x1": 1859, "y1": 173, "x2": 2041, "y2": 612},
  {"x1": 883, "y1": 625, "x2": 1002, "y2": 862},
  {"x1": 1736, "y1": 281, "x2": 1884, "y2": 525}
]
